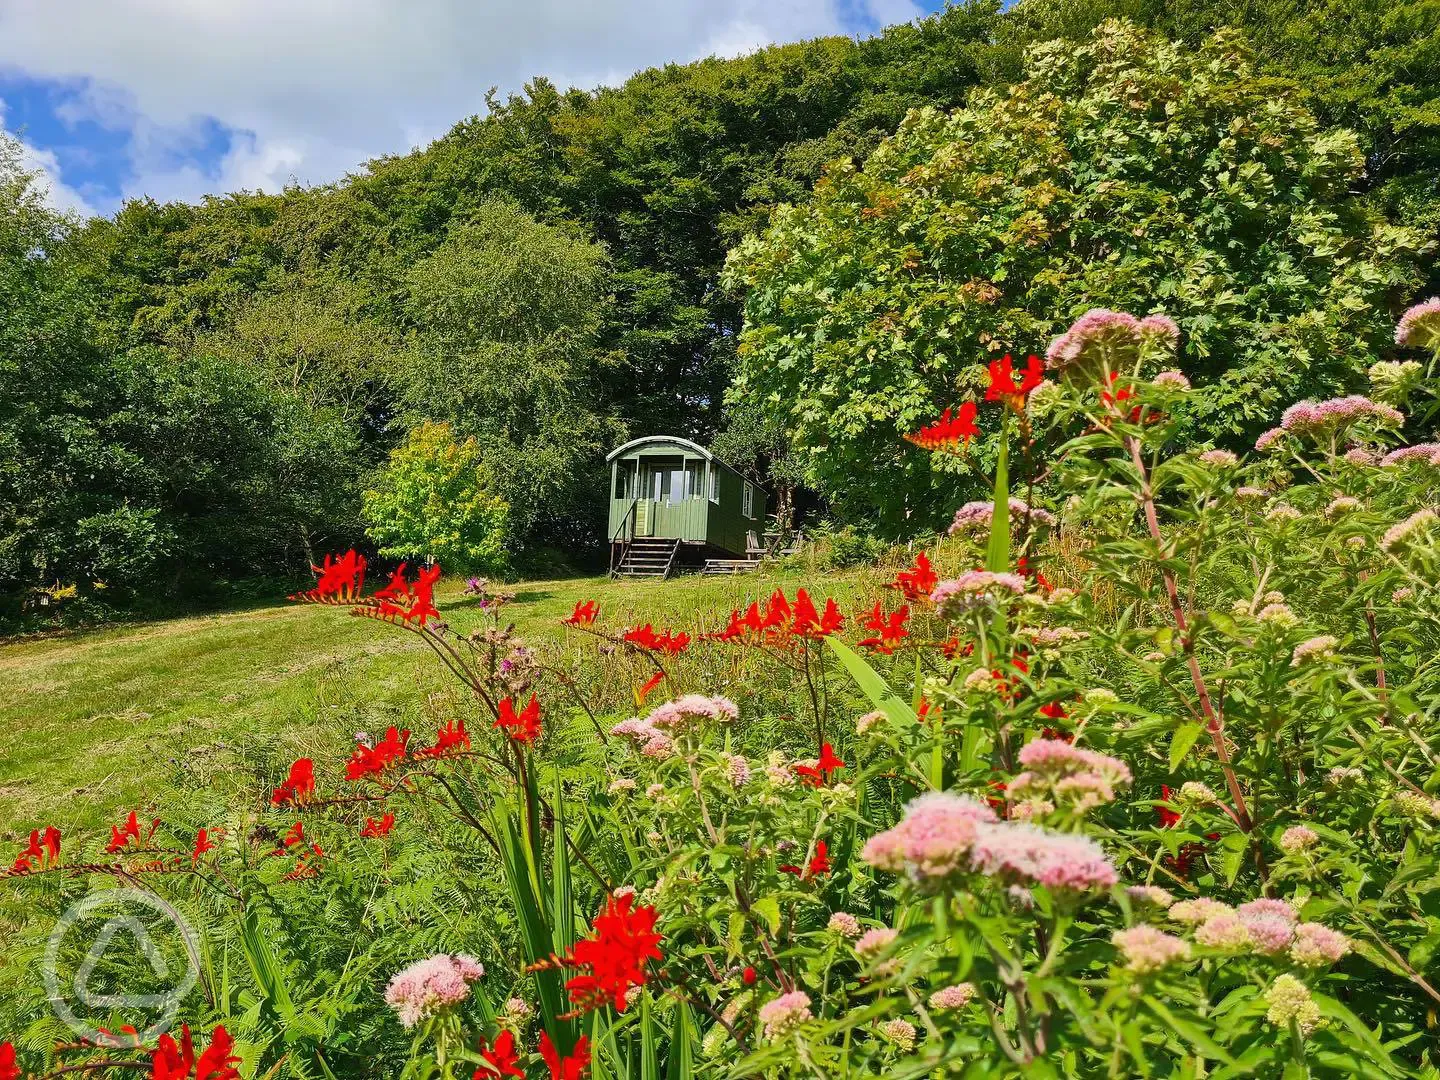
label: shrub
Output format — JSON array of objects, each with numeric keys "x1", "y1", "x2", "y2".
[
  {"x1": 362, "y1": 420, "x2": 511, "y2": 573},
  {"x1": 723, "y1": 20, "x2": 1432, "y2": 530}
]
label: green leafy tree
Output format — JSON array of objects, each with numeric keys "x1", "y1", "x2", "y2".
[
  {"x1": 723, "y1": 21, "x2": 1432, "y2": 529},
  {"x1": 362, "y1": 421, "x2": 510, "y2": 572},
  {"x1": 394, "y1": 198, "x2": 625, "y2": 550}
]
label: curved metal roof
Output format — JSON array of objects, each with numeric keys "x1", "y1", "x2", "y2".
[{"x1": 606, "y1": 435, "x2": 715, "y2": 463}]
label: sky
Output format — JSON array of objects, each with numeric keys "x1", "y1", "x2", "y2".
[{"x1": 0, "y1": 0, "x2": 947, "y2": 218}]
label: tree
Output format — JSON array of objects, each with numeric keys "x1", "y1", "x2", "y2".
[
  {"x1": 362, "y1": 422, "x2": 510, "y2": 572},
  {"x1": 722, "y1": 21, "x2": 1432, "y2": 530},
  {"x1": 393, "y1": 199, "x2": 626, "y2": 551}
]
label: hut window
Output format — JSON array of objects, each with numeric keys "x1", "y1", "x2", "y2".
[
  {"x1": 668, "y1": 465, "x2": 688, "y2": 503},
  {"x1": 708, "y1": 465, "x2": 719, "y2": 503},
  {"x1": 686, "y1": 462, "x2": 704, "y2": 500},
  {"x1": 742, "y1": 481, "x2": 755, "y2": 519}
]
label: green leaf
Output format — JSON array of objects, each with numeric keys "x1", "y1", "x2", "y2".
[
  {"x1": 826, "y1": 636, "x2": 918, "y2": 725},
  {"x1": 751, "y1": 895, "x2": 782, "y2": 935},
  {"x1": 1169, "y1": 723, "x2": 1204, "y2": 771},
  {"x1": 985, "y1": 415, "x2": 1011, "y2": 574}
]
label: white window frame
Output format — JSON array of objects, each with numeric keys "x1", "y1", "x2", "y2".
[
  {"x1": 742, "y1": 480, "x2": 755, "y2": 519},
  {"x1": 708, "y1": 463, "x2": 719, "y2": 504}
]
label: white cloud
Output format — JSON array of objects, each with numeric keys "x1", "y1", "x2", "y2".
[
  {"x1": 0, "y1": 0, "x2": 908, "y2": 210},
  {"x1": 0, "y1": 98, "x2": 99, "y2": 215}
]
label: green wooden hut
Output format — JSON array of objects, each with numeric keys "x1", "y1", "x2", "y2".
[{"x1": 606, "y1": 436, "x2": 766, "y2": 576}]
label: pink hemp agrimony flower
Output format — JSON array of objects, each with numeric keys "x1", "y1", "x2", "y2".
[
  {"x1": 1280, "y1": 395, "x2": 1404, "y2": 438},
  {"x1": 1152, "y1": 370, "x2": 1190, "y2": 390},
  {"x1": 1396, "y1": 297, "x2": 1440, "y2": 350},
  {"x1": 647, "y1": 694, "x2": 739, "y2": 732},
  {"x1": 1382, "y1": 443, "x2": 1440, "y2": 466},
  {"x1": 1290, "y1": 922, "x2": 1350, "y2": 967},
  {"x1": 1168, "y1": 898, "x2": 1232, "y2": 925},
  {"x1": 757, "y1": 991, "x2": 812, "y2": 1039},
  {"x1": 827, "y1": 911, "x2": 862, "y2": 937},
  {"x1": 1111, "y1": 926, "x2": 1192, "y2": 974},
  {"x1": 1194, "y1": 913, "x2": 1253, "y2": 951},
  {"x1": 1279, "y1": 825, "x2": 1320, "y2": 852},
  {"x1": 948, "y1": 498, "x2": 1056, "y2": 537},
  {"x1": 1380, "y1": 508, "x2": 1438, "y2": 552},
  {"x1": 1045, "y1": 308, "x2": 1177, "y2": 376},
  {"x1": 855, "y1": 927, "x2": 899, "y2": 959},
  {"x1": 968, "y1": 821, "x2": 1118, "y2": 894},
  {"x1": 928, "y1": 983, "x2": 977, "y2": 1010},
  {"x1": 930, "y1": 571, "x2": 1027, "y2": 618},
  {"x1": 384, "y1": 954, "x2": 485, "y2": 1028},
  {"x1": 860, "y1": 793, "x2": 996, "y2": 879}
]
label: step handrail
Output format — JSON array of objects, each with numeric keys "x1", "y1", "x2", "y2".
[
  {"x1": 662, "y1": 537, "x2": 680, "y2": 580},
  {"x1": 609, "y1": 498, "x2": 639, "y2": 578}
]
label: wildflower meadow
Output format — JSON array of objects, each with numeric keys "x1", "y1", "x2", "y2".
[{"x1": 5, "y1": 299, "x2": 1440, "y2": 1078}]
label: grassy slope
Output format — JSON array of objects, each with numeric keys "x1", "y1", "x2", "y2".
[{"x1": 0, "y1": 560, "x2": 889, "y2": 837}]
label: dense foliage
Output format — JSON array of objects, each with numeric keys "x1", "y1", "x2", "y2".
[
  {"x1": 724, "y1": 21, "x2": 1432, "y2": 528},
  {"x1": 6, "y1": 300, "x2": 1440, "y2": 1077}
]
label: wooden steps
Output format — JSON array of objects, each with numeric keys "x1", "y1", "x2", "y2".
[
  {"x1": 616, "y1": 537, "x2": 681, "y2": 578},
  {"x1": 701, "y1": 558, "x2": 762, "y2": 575}
]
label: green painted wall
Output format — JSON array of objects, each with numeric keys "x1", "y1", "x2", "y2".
[{"x1": 606, "y1": 438, "x2": 765, "y2": 557}]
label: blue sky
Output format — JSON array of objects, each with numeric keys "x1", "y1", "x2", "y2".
[{"x1": 0, "y1": 0, "x2": 947, "y2": 217}]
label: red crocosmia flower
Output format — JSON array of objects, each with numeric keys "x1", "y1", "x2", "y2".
[
  {"x1": 762, "y1": 589, "x2": 791, "y2": 632},
  {"x1": 984, "y1": 353, "x2": 1045, "y2": 411},
  {"x1": 563, "y1": 600, "x2": 599, "y2": 627},
  {"x1": 559, "y1": 893, "x2": 663, "y2": 1014},
  {"x1": 917, "y1": 698, "x2": 942, "y2": 725},
  {"x1": 372, "y1": 563, "x2": 411, "y2": 602},
  {"x1": 494, "y1": 694, "x2": 542, "y2": 745},
  {"x1": 858, "y1": 603, "x2": 910, "y2": 653},
  {"x1": 345, "y1": 726, "x2": 411, "y2": 780},
  {"x1": 105, "y1": 811, "x2": 159, "y2": 855},
  {"x1": 1039, "y1": 701, "x2": 1067, "y2": 721},
  {"x1": 636, "y1": 671, "x2": 666, "y2": 702},
  {"x1": 795, "y1": 743, "x2": 845, "y2": 786},
  {"x1": 987, "y1": 780, "x2": 1008, "y2": 815},
  {"x1": 790, "y1": 590, "x2": 845, "y2": 638},
  {"x1": 1156, "y1": 786, "x2": 1182, "y2": 829},
  {"x1": 291, "y1": 549, "x2": 368, "y2": 604},
  {"x1": 150, "y1": 1024, "x2": 194, "y2": 1080},
  {"x1": 0, "y1": 1041, "x2": 18, "y2": 1080},
  {"x1": 191, "y1": 829, "x2": 215, "y2": 865},
  {"x1": 418, "y1": 719, "x2": 470, "y2": 758},
  {"x1": 539, "y1": 1032, "x2": 591, "y2": 1080},
  {"x1": 273, "y1": 821, "x2": 307, "y2": 855},
  {"x1": 475, "y1": 1029, "x2": 525, "y2": 1079},
  {"x1": 403, "y1": 564, "x2": 443, "y2": 627},
  {"x1": 781, "y1": 840, "x2": 831, "y2": 880},
  {"x1": 282, "y1": 842, "x2": 325, "y2": 882},
  {"x1": 272, "y1": 758, "x2": 316, "y2": 806},
  {"x1": 1016, "y1": 555, "x2": 1052, "y2": 593},
  {"x1": 887, "y1": 551, "x2": 938, "y2": 602},
  {"x1": 742, "y1": 966, "x2": 757, "y2": 985},
  {"x1": 808, "y1": 840, "x2": 831, "y2": 877},
  {"x1": 905, "y1": 401, "x2": 980, "y2": 451},
  {"x1": 622, "y1": 624, "x2": 691, "y2": 655},
  {"x1": 360, "y1": 813, "x2": 395, "y2": 839},
  {"x1": 10, "y1": 826, "x2": 58, "y2": 874},
  {"x1": 194, "y1": 1026, "x2": 242, "y2": 1080}
]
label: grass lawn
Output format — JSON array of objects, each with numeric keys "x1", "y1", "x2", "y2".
[{"x1": 0, "y1": 559, "x2": 893, "y2": 839}]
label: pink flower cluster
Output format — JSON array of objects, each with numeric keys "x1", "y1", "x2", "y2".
[
  {"x1": 1382, "y1": 443, "x2": 1440, "y2": 466},
  {"x1": 384, "y1": 953, "x2": 485, "y2": 1028},
  {"x1": 1152, "y1": 370, "x2": 1191, "y2": 390},
  {"x1": 757, "y1": 991, "x2": 813, "y2": 1039},
  {"x1": 949, "y1": 498, "x2": 1057, "y2": 536},
  {"x1": 969, "y1": 822, "x2": 1119, "y2": 894},
  {"x1": 862, "y1": 790, "x2": 1118, "y2": 895},
  {"x1": 1112, "y1": 925, "x2": 1191, "y2": 974},
  {"x1": 860, "y1": 793, "x2": 997, "y2": 879},
  {"x1": 609, "y1": 717, "x2": 677, "y2": 759},
  {"x1": 1009, "y1": 738, "x2": 1133, "y2": 813},
  {"x1": 1045, "y1": 309, "x2": 1179, "y2": 374},
  {"x1": 647, "y1": 694, "x2": 739, "y2": 731},
  {"x1": 1279, "y1": 396, "x2": 1404, "y2": 438},
  {"x1": 928, "y1": 983, "x2": 977, "y2": 1010},
  {"x1": 931, "y1": 571, "x2": 1027, "y2": 617},
  {"x1": 1396, "y1": 297, "x2": 1440, "y2": 349}
]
